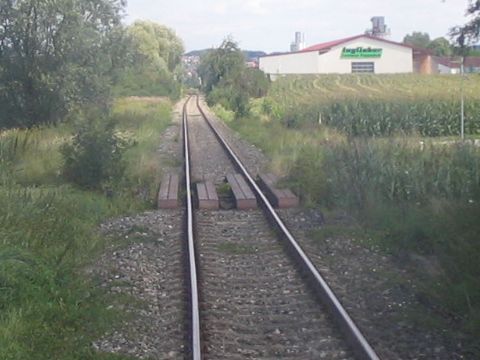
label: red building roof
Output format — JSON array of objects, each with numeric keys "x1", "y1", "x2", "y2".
[
  {"x1": 261, "y1": 34, "x2": 413, "y2": 58},
  {"x1": 434, "y1": 56, "x2": 461, "y2": 69},
  {"x1": 432, "y1": 56, "x2": 480, "y2": 69},
  {"x1": 465, "y1": 57, "x2": 480, "y2": 67},
  {"x1": 301, "y1": 34, "x2": 413, "y2": 52}
]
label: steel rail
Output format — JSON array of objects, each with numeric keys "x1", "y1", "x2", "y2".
[
  {"x1": 182, "y1": 97, "x2": 202, "y2": 360},
  {"x1": 195, "y1": 96, "x2": 380, "y2": 360}
]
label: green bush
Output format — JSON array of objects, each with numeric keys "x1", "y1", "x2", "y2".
[
  {"x1": 207, "y1": 85, "x2": 251, "y2": 117},
  {"x1": 0, "y1": 0, "x2": 125, "y2": 129},
  {"x1": 61, "y1": 115, "x2": 130, "y2": 190},
  {"x1": 199, "y1": 39, "x2": 270, "y2": 117}
]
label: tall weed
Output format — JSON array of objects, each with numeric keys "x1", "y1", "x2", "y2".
[
  {"x1": 216, "y1": 104, "x2": 480, "y2": 341},
  {"x1": 0, "y1": 184, "x2": 138, "y2": 360},
  {"x1": 0, "y1": 96, "x2": 173, "y2": 358},
  {"x1": 112, "y1": 97, "x2": 172, "y2": 202}
]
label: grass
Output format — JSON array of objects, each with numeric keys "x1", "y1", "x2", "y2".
[
  {"x1": 0, "y1": 96, "x2": 174, "y2": 359},
  {"x1": 0, "y1": 184, "x2": 138, "y2": 360},
  {"x1": 1, "y1": 125, "x2": 71, "y2": 186},
  {"x1": 113, "y1": 97, "x2": 173, "y2": 204},
  {"x1": 216, "y1": 182, "x2": 232, "y2": 196}
]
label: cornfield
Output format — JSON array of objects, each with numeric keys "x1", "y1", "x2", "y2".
[{"x1": 263, "y1": 74, "x2": 480, "y2": 137}]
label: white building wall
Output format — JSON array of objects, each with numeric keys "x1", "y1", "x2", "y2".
[
  {"x1": 259, "y1": 51, "x2": 319, "y2": 75},
  {"x1": 260, "y1": 36, "x2": 413, "y2": 75},
  {"x1": 438, "y1": 64, "x2": 459, "y2": 74},
  {"x1": 319, "y1": 38, "x2": 412, "y2": 74}
]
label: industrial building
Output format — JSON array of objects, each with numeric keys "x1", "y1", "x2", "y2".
[
  {"x1": 412, "y1": 54, "x2": 480, "y2": 74},
  {"x1": 259, "y1": 34, "x2": 414, "y2": 77}
]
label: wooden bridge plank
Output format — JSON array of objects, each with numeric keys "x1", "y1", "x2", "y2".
[
  {"x1": 258, "y1": 173, "x2": 299, "y2": 208},
  {"x1": 227, "y1": 173, "x2": 257, "y2": 210},
  {"x1": 158, "y1": 174, "x2": 179, "y2": 209},
  {"x1": 197, "y1": 181, "x2": 219, "y2": 210}
]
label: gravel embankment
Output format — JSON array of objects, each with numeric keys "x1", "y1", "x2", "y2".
[{"x1": 91, "y1": 100, "x2": 186, "y2": 359}]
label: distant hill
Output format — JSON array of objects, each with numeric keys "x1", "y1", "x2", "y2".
[
  {"x1": 185, "y1": 49, "x2": 267, "y2": 60},
  {"x1": 243, "y1": 50, "x2": 267, "y2": 60},
  {"x1": 184, "y1": 49, "x2": 209, "y2": 57}
]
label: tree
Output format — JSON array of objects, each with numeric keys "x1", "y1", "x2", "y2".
[
  {"x1": 127, "y1": 21, "x2": 184, "y2": 73},
  {"x1": 197, "y1": 38, "x2": 245, "y2": 93},
  {"x1": 428, "y1": 37, "x2": 454, "y2": 56},
  {"x1": 451, "y1": 0, "x2": 480, "y2": 47},
  {"x1": 114, "y1": 20, "x2": 184, "y2": 98},
  {"x1": 198, "y1": 38, "x2": 270, "y2": 117},
  {"x1": 403, "y1": 32, "x2": 431, "y2": 49},
  {"x1": 0, "y1": 0, "x2": 126, "y2": 128}
]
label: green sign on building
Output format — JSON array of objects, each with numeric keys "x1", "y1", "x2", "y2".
[{"x1": 341, "y1": 47, "x2": 383, "y2": 59}]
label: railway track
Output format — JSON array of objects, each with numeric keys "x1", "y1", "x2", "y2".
[{"x1": 181, "y1": 95, "x2": 380, "y2": 360}]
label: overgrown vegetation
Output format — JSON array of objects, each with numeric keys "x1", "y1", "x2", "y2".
[
  {"x1": 0, "y1": 137, "x2": 138, "y2": 359},
  {"x1": 215, "y1": 75, "x2": 480, "y2": 354},
  {"x1": 0, "y1": 2, "x2": 178, "y2": 359},
  {"x1": 112, "y1": 97, "x2": 173, "y2": 203},
  {"x1": 0, "y1": 96, "x2": 172, "y2": 358},
  {"x1": 198, "y1": 39, "x2": 270, "y2": 116},
  {"x1": 0, "y1": 0, "x2": 126, "y2": 128},
  {"x1": 0, "y1": 3, "x2": 183, "y2": 130},
  {"x1": 61, "y1": 115, "x2": 130, "y2": 190},
  {"x1": 301, "y1": 139, "x2": 480, "y2": 340}
]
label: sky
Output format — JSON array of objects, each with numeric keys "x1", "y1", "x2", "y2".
[{"x1": 124, "y1": 0, "x2": 472, "y2": 52}]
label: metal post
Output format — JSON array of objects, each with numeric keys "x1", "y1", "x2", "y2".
[{"x1": 461, "y1": 59, "x2": 465, "y2": 141}]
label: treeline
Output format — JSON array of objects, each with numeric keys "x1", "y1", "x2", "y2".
[
  {"x1": 198, "y1": 39, "x2": 270, "y2": 116},
  {"x1": 0, "y1": 0, "x2": 183, "y2": 129},
  {"x1": 114, "y1": 21, "x2": 184, "y2": 98}
]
